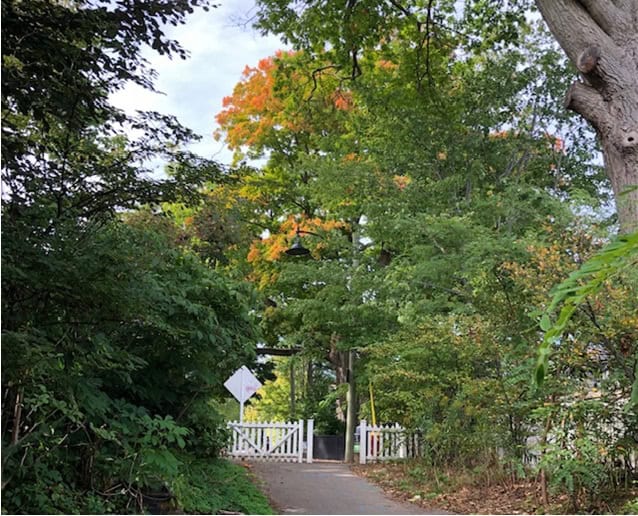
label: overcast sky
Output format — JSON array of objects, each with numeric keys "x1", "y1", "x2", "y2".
[{"x1": 110, "y1": 1, "x2": 285, "y2": 167}]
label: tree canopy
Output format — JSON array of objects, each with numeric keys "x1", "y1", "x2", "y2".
[{"x1": 2, "y1": 0, "x2": 636, "y2": 513}]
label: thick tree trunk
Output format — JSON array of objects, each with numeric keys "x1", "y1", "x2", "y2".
[
  {"x1": 344, "y1": 349, "x2": 356, "y2": 463},
  {"x1": 535, "y1": 0, "x2": 638, "y2": 233}
]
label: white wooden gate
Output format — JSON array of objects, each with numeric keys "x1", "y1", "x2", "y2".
[
  {"x1": 226, "y1": 419, "x2": 314, "y2": 463},
  {"x1": 359, "y1": 420, "x2": 423, "y2": 464}
]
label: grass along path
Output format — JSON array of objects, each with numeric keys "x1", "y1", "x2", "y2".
[{"x1": 171, "y1": 458, "x2": 275, "y2": 514}]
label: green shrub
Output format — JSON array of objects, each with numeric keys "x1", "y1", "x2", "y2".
[
  {"x1": 539, "y1": 436, "x2": 608, "y2": 511},
  {"x1": 172, "y1": 457, "x2": 274, "y2": 514}
]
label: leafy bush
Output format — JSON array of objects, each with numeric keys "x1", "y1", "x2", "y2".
[
  {"x1": 540, "y1": 436, "x2": 608, "y2": 510},
  {"x1": 1, "y1": 223, "x2": 258, "y2": 513},
  {"x1": 620, "y1": 498, "x2": 638, "y2": 514}
]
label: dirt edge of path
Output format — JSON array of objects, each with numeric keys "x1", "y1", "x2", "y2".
[{"x1": 350, "y1": 464, "x2": 454, "y2": 514}]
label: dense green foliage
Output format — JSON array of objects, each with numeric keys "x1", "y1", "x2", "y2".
[
  {"x1": 1, "y1": 0, "x2": 269, "y2": 513},
  {"x1": 537, "y1": 232, "x2": 638, "y2": 396}
]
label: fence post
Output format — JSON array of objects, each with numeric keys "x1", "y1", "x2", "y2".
[
  {"x1": 400, "y1": 425, "x2": 407, "y2": 458},
  {"x1": 297, "y1": 419, "x2": 304, "y2": 463},
  {"x1": 306, "y1": 419, "x2": 314, "y2": 463},
  {"x1": 360, "y1": 419, "x2": 367, "y2": 464},
  {"x1": 228, "y1": 421, "x2": 236, "y2": 454}
]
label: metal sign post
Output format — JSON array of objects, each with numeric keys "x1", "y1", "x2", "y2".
[{"x1": 239, "y1": 367, "x2": 245, "y2": 422}]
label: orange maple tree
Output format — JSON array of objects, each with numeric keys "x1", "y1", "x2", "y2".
[{"x1": 214, "y1": 51, "x2": 354, "y2": 163}]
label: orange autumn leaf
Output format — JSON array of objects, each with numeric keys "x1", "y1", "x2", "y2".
[
  {"x1": 393, "y1": 175, "x2": 412, "y2": 190},
  {"x1": 544, "y1": 132, "x2": 565, "y2": 152},
  {"x1": 376, "y1": 59, "x2": 398, "y2": 70},
  {"x1": 333, "y1": 90, "x2": 353, "y2": 111}
]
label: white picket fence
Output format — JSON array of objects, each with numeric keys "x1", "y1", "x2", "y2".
[
  {"x1": 226, "y1": 419, "x2": 314, "y2": 463},
  {"x1": 227, "y1": 418, "x2": 420, "y2": 464},
  {"x1": 359, "y1": 420, "x2": 422, "y2": 464}
]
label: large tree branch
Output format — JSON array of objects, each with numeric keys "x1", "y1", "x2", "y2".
[
  {"x1": 535, "y1": 0, "x2": 615, "y2": 62},
  {"x1": 536, "y1": 0, "x2": 633, "y2": 95},
  {"x1": 576, "y1": 0, "x2": 629, "y2": 38},
  {"x1": 564, "y1": 81, "x2": 609, "y2": 131},
  {"x1": 387, "y1": 0, "x2": 412, "y2": 18},
  {"x1": 613, "y1": 0, "x2": 638, "y2": 27}
]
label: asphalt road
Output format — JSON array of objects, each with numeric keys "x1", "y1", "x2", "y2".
[{"x1": 249, "y1": 461, "x2": 450, "y2": 515}]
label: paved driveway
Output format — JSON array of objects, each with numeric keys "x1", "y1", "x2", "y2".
[{"x1": 248, "y1": 461, "x2": 450, "y2": 515}]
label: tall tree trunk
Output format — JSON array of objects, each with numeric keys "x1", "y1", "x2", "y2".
[
  {"x1": 306, "y1": 360, "x2": 314, "y2": 397},
  {"x1": 344, "y1": 350, "x2": 356, "y2": 463},
  {"x1": 535, "y1": 0, "x2": 638, "y2": 233}
]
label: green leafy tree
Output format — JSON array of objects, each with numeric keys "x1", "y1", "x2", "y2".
[
  {"x1": 1, "y1": 0, "x2": 264, "y2": 512},
  {"x1": 212, "y1": 5, "x2": 635, "y2": 504}
]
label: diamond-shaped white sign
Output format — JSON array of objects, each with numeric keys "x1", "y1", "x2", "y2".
[{"x1": 224, "y1": 365, "x2": 262, "y2": 403}]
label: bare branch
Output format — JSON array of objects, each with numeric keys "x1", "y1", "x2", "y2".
[
  {"x1": 351, "y1": 49, "x2": 362, "y2": 79},
  {"x1": 425, "y1": 0, "x2": 434, "y2": 86},
  {"x1": 305, "y1": 64, "x2": 341, "y2": 102},
  {"x1": 387, "y1": 0, "x2": 411, "y2": 18}
]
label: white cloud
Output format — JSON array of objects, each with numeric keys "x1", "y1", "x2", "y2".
[{"x1": 110, "y1": 0, "x2": 285, "y2": 166}]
